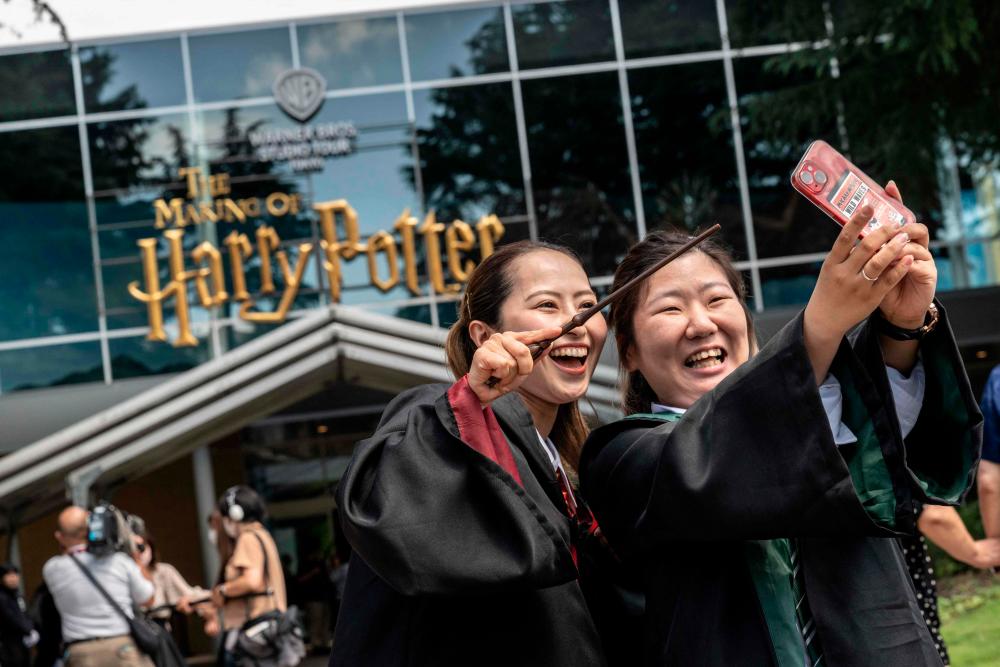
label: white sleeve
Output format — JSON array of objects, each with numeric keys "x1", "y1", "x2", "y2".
[
  {"x1": 821, "y1": 358, "x2": 926, "y2": 446},
  {"x1": 886, "y1": 359, "x2": 925, "y2": 439},
  {"x1": 819, "y1": 375, "x2": 857, "y2": 446}
]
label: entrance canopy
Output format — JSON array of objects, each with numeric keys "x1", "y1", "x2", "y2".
[{"x1": 0, "y1": 306, "x2": 621, "y2": 530}]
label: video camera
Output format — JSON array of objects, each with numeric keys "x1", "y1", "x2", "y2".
[{"x1": 87, "y1": 502, "x2": 145, "y2": 557}]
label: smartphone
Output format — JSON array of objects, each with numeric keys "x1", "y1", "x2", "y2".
[{"x1": 790, "y1": 140, "x2": 916, "y2": 237}]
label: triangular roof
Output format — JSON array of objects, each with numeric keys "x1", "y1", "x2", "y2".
[{"x1": 0, "y1": 306, "x2": 621, "y2": 529}]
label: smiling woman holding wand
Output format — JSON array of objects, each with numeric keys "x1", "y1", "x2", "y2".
[{"x1": 331, "y1": 239, "x2": 612, "y2": 667}]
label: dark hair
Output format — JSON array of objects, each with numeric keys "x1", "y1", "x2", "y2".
[
  {"x1": 446, "y1": 240, "x2": 592, "y2": 471},
  {"x1": 217, "y1": 485, "x2": 267, "y2": 524},
  {"x1": 610, "y1": 229, "x2": 756, "y2": 415}
]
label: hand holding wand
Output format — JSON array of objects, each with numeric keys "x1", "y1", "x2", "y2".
[{"x1": 485, "y1": 224, "x2": 721, "y2": 387}]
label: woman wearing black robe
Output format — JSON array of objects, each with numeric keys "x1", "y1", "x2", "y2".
[
  {"x1": 331, "y1": 241, "x2": 610, "y2": 667},
  {"x1": 581, "y1": 193, "x2": 981, "y2": 666}
]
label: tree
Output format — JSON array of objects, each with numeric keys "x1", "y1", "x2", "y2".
[
  {"x1": 731, "y1": 0, "x2": 1000, "y2": 236},
  {"x1": 0, "y1": 0, "x2": 68, "y2": 42}
]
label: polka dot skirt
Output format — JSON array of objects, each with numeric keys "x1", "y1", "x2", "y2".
[{"x1": 900, "y1": 534, "x2": 950, "y2": 665}]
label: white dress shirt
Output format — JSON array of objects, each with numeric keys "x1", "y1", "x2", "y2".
[{"x1": 653, "y1": 360, "x2": 927, "y2": 445}]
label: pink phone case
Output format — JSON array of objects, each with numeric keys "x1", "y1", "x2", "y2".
[{"x1": 790, "y1": 140, "x2": 916, "y2": 237}]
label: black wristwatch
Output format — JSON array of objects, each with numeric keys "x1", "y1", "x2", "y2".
[{"x1": 875, "y1": 302, "x2": 939, "y2": 341}]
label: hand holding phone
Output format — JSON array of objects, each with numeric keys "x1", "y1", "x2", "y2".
[{"x1": 791, "y1": 140, "x2": 916, "y2": 237}]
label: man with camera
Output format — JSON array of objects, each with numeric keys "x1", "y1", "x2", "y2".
[{"x1": 42, "y1": 505, "x2": 155, "y2": 666}]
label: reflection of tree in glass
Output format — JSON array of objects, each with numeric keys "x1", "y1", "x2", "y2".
[
  {"x1": 412, "y1": 84, "x2": 525, "y2": 223},
  {"x1": 80, "y1": 49, "x2": 147, "y2": 113},
  {"x1": 619, "y1": 0, "x2": 721, "y2": 58},
  {"x1": 511, "y1": 0, "x2": 613, "y2": 68},
  {"x1": 0, "y1": 123, "x2": 97, "y2": 345},
  {"x1": 522, "y1": 72, "x2": 635, "y2": 276},
  {"x1": 734, "y1": 0, "x2": 1000, "y2": 239},
  {"x1": 629, "y1": 63, "x2": 746, "y2": 256},
  {"x1": 0, "y1": 48, "x2": 75, "y2": 122},
  {"x1": 203, "y1": 108, "x2": 313, "y2": 302},
  {"x1": 447, "y1": 9, "x2": 508, "y2": 77},
  {"x1": 725, "y1": 0, "x2": 824, "y2": 47},
  {"x1": 207, "y1": 108, "x2": 308, "y2": 239},
  {"x1": 656, "y1": 174, "x2": 720, "y2": 234},
  {"x1": 210, "y1": 108, "x2": 272, "y2": 180},
  {"x1": 411, "y1": 6, "x2": 633, "y2": 276},
  {"x1": 81, "y1": 49, "x2": 187, "y2": 193},
  {"x1": 725, "y1": 55, "x2": 842, "y2": 257}
]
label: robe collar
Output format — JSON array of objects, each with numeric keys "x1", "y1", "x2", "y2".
[
  {"x1": 652, "y1": 402, "x2": 687, "y2": 415},
  {"x1": 491, "y1": 393, "x2": 567, "y2": 508}
]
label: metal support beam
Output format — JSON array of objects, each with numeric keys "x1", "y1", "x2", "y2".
[{"x1": 192, "y1": 447, "x2": 219, "y2": 585}]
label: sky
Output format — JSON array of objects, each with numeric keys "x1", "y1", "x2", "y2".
[{"x1": 0, "y1": 0, "x2": 486, "y2": 49}]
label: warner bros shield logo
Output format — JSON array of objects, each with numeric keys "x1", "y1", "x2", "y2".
[{"x1": 273, "y1": 68, "x2": 327, "y2": 122}]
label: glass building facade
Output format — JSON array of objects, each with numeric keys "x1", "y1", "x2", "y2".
[{"x1": 1, "y1": 0, "x2": 999, "y2": 396}]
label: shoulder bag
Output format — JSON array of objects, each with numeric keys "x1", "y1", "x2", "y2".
[
  {"x1": 68, "y1": 552, "x2": 185, "y2": 667},
  {"x1": 230, "y1": 531, "x2": 306, "y2": 667}
]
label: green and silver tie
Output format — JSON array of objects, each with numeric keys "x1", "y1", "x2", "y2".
[{"x1": 789, "y1": 539, "x2": 824, "y2": 666}]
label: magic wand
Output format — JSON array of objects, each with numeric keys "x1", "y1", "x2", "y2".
[{"x1": 485, "y1": 223, "x2": 721, "y2": 387}]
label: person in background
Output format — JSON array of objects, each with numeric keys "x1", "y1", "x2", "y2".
[
  {"x1": 211, "y1": 486, "x2": 287, "y2": 667},
  {"x1": 42, "y1": 506, "x2": 155, "y2": 666},
  {"x1": 133, "y1": 532, "x2": 207, "y2": 632},
  {"x1": 899, "y1": 365, "x2": 1000, "y2": 667},
  {"x1": 0, "y1": 563, "x2": 38, "y2": 667},
  {"x1": 179, "y1": 510, "x2": 239, "y2": 641},
  {"x1": 327, "y1": 553, "x2": 348, "y2": 639},
  {"x1": 295, "y1": 550, "x2": 333, "y2": 653},
  {"x1": 979, "y1": 365, "x2": 1000, "y2": 540},
  {"x1": 29, "y1": 581, "x2": 63, "y2": 667}
]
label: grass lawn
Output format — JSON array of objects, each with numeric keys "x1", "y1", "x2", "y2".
[{"x1": 940, "y1": 579, "x2": 1000, "y2": 666}]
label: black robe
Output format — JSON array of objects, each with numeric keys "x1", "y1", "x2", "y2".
[
  {"x1": 331, "y1": 380, "x2": 606, "y2": 667},
  {"x1": 0, "y1": 586, "x2": 33, "y2": 667},
  {"x1": 581, "y1": 302, "x2": 981, "y2": 667}
]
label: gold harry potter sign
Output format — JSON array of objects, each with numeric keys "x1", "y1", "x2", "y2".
[{"x1": 129, "y1": 167, "x2": 505, "y2": 347}]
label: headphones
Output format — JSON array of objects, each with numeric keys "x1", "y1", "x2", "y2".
[{"x1": 224, "y1": 486, "x2": 245, "y2": 522}]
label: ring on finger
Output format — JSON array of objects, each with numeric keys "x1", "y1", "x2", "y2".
[{"x1": 861, "y1": 267, "x2": 880, "y2": 282}]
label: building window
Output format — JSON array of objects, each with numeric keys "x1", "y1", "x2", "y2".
[
  {"x1": 522, "y1": 71, "x2": 635, "y2": 275},
  {"x1": 0, "y1": 125, "x2": 97, "y2": 340},
  {"x1": 511, "y1": 0, "x2": 615, "y2": 69},
  {"x1": 0, "y1": 49, "x2": 75, "y2": 122},
  {"x1": 188, "y1": 28, "x2": 293, "y2": 102},
  {"x1": 404, "y1": 6, "x2": 509, "y2": 81},
  {"x1": 618, "y1": 0, "x2": 721, "y2": 59},
  {"x1": 0, "y1": 342, "x2": 103, "y2": 393},
  {"x1": 80, "y1": 38, "x2": 186, "y2": 113},
  {"x1": 629, "y1": 61, "x2": 746, "y2": 258},
  {"x1": 414, "y1": 82, "x2": 526, "y2": 222},
  {"x1": 298, "y1": 17, "x2": 403, "y2": 90}
]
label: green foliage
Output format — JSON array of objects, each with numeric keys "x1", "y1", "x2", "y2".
[{"x1": 742, "y1": 0, "x2": 1000, "y2": 226}]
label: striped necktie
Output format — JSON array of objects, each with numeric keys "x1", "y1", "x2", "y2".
[{"x1": 789, "y1": 539, "x2": 824, "y2": 666}]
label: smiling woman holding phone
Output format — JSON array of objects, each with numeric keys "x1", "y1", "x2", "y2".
[{"x1": 581, "y1": 187, "x2": 982, "y2": 666}]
